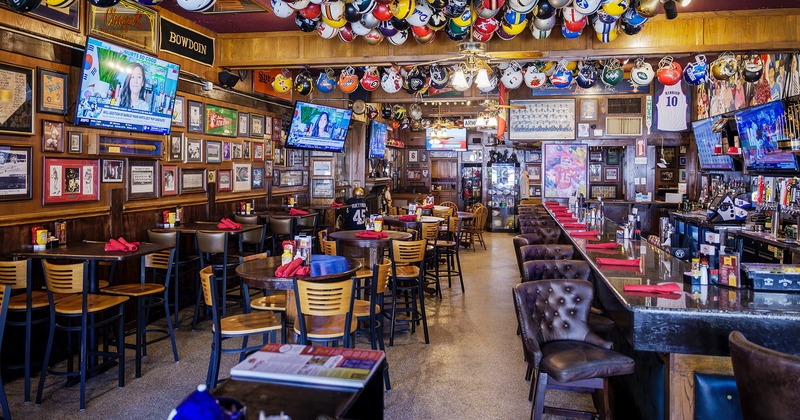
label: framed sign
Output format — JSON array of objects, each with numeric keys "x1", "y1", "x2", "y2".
[
  {"x1": 312, "y1": 160, "x2": 333, "y2": 177},
  {"x1": 204, "y1": 104, "x2": 237, "y2": 137},
  {"x1": 89, "y1": 0, "x2": 159, "y2": 54},
  {"x1": 68, "y1": 132, "x2": 83, "y2": 154},
  {"x1": 184, "y1": 138, "x2": 203, "y2": 163},
  {"x1": 101, "y1": 159, "x2": 124, "y2": 183},
  {"x1": 180, "y1": 168, "x2": 207, "y2": 194},
  {"x1": 605, "y1": 167, "x2": 619, "y2": 182},
  {"x1": 172, "y1": 95, "x2": 186, "y2": 127},
  {"x1": 223, "y1": 142, "x2": 231, "y2": 161},
  {"x1": 0, "y1": 145, "x2": 32, "y2": 201},
  {"x1": 43, "y1": 158, "x2": 100, "y2": 205},
  {"x1": 279, "y1": 170, "x2": 303, "y2": 187},
  {"x1": 30, "y1": 1, "x2": 81, "y2": 31},
  {"x1": 161, "y1": 165, "x2": 178, "y2": 196},
  {"x1": 509, "y1": 99, "x2": 576, "y2": 140},
  {"x1": 408, "y1": 150, "x2": 418, "y2": 162},
  {"x1": 206, "y1": 140, "x2": 222, "y2": 163},
  {"x1": 312, "y1": 179, "x2": 334, "y2": 199},
  {"x1": 168, "y1": 132, "x2": 184, "y2": 161},
  {"x1": 0, "y1": 62, "x2": 35, "y2": 135},
  {"x1": 217, "y1": 169, "x2": 232, "y2": 192},
  {"x1": 542, "y1": 143, "x2": 587, "y2": 199},
  {"x1": 590, "y1": 185, "x2": 617, "y2": 199},
  {"x1": 187, "y1": 101, "x2": 204, "y2": 134},
  {"x1": 253, "y1": 142, "x2": 264, "y2": 161},
  {"x1": 127, "y1": 160, "x2": 158, "y2": 200},
  {"x1": 233, "y1": 163, "x2": 251, "y2": 191},
  {"x1": 250, "y1": 114, "x2": 265, "y2": 138},
  {"x1": 38, "y1": 69, "x2": 68, "y2": 115},
  {"x1": 232, "y1": 143, "x2": 243, "y2": 160},
  {"x1": 238, "y1": 112, "x2": 250, "y2": 137},
  {"x1": 42, "y1": 120, "x2": 65, "y2": 153},
  {"x1": 252, "y1": 166, "x2": 265, "y2": 189}
]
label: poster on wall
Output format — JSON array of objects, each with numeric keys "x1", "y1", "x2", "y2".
[
  {"x1": 0, "y1": 145, "x2": 32, "y2": 201},
  {"x1": 542, "y1": 143, "x2": 587, "y2": 199},
  {"x1": 0, "y1": 63, "x2": 34, "y2": 135},
  {"x1": 204, "y1": 105, "x2": 237, "y2": 137},
  {"x1": 89, "y1": 1, "x2": 159, "y2": 54}
]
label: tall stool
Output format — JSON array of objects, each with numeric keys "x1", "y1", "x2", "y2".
[
  {"x1": 242, "y1": 253, "x2": 287, "y2": 343},
  {"x1": 148, "y1": 229, "x2": 200, "y2": 328},
  {"x1": 235, "y1": 214, "x2": 268, "y2": 256},
  {"x1": 269, "y1": 216, "x2": 295, "y2": 255},
  {"x1": 432, "y1": 216, "x2": 464, "y2": 296},
  {"x1": 37, "y1": 261, "x2": 128, "y2": 411},
  {"x1": 192, "y1": 231, "x2": 240, "y2": 329},
  {"x1": 0, "y1": 284, "x2": 11, "y2": 419},
  {"x1": 419, "y1": 223, "x2": 442, "y2": 297},
  {"x1": 388, "y1": 239, "x2": 429, "y2": 347},
  {"x1": 293, "y1": 277, "x2": 357, "y2": 348},
  {"x1": 353, "y1": 259, "x2": 391, "y2": 390}
]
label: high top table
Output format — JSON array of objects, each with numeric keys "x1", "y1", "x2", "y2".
[{"x1": 328, "y1": 230, "x2": 412, "y2": 267}]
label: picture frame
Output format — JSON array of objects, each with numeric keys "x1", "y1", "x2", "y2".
[
  {"x1": 273, "y1": 145, "x2": 285, "y2": 166},
  {"x1": 408, "y1": 150, "x2": 418, "y2": 162},
  {"x1": 264, "y1": 160, "x2": 273, "y2": 176},
  {"x1": 679, "y1": 156, "x2": 687, "y2": 166},
  {"x1": 543, "y1": 144, "x2": 587, "y2": 199},
  {"x1": 589, "y1": 150, "x2": 604, "y2": 162},
  {"x1": 206, "y1": 140, "x2": 222, "y2": 164},
  {"x1": 98, "y1": 136, "x2": 162, "y2": 158},
  {"x1": 590, "y1": 185, "x2": 617, "y2": 199},
  {"x1": 161, "y1": 165, "x2": 178, "y2": 196},
  {"x1": 289, "y1": 149, "x2": 303, "y2": 166},
  {"x1": 184, "y1": 138, "x2": 203, "y2": 163},
  {"x1": 303, "y1": 170, "x2": 308, "y2": 186},
  {"x1": 250, "y1": 114, "x2": 265, "y2": 138},
  {"x1": 0, "y1": 145, "x2": 33, "y2": 201},
  {"x1": 232, "y1": 143, "x2": 243, "y2": 160},
  {"x1": 127, "y1": 160, "x2": 158, "y2": 200},
  {"x1": 660, "y1": 170, "x2": 675, "y2": 182},
  {"x1": 264, "y1": 116, "x2": 273, "y2": 139},
  {"x1": 0, "y1": 62, "x2": 34, "y2": 135},
  {"x1": 263, "y1": 139, "x2": 273, "y2": 159},
  {"x1": 238, "y1": 112, "x2": 250, "y2": 137},
  {"x1": 278, "y1": 170, "x2": 303, "y2": 187},
  {"x1": 303, "y1": 150, "x2": 309, "y2": 167},
  {"x1": 43, "y1": 157, "x2": 100, "y2": 205},
  {"x1": 233, "y1": 163, "x2": 252, "y2": 191},
  {"x1": 311, "y1": 179, "x2": 335, "y2": 199},
  {"x1": 605, "y1": 148, "x2": 620, "y2": 165},
  {"x1": 252, "y1": 166, "x2": 265, "y2": 189},
  {"x1": 579, "y1": 98, "x2": 598, "y2": 121},
  {"x1": 222, "y1": 142, "x2": 231, "y2": 161},
  {"x1": 577, "y1": 123, "x2": 590, "y2": 138},
  {"x1": 679, "y1": 145, "x2": 688, "y2": 154},
  {"x1": 168, "y1": 133, "x2": 184, "y2": 161},
  {"x1": 68, "y1": 132, "x2": 82, "y2": 154},
  {"x1": 272, "y1": 117, "x2": 281, "y2": 141},
  {"x1": 101, "y1": 159, "x2": 124, "y2": 183},
  {"x1": 312, "y1": 159, "x2": 333, "y2": 177},
  {"x1": 312, "y1": 150, "x2": 334, "y2": 157},
  {"x1": 272, "y1": 169, "x2": 281, "y2": 186},
  {"x1": 604, "y1": 167, "x2": 619, "y2": 182},
  {"x1": 529, "y1": 150, "x2": 542, "y2": 163},
  {"x1": 527, "y1": 164, "x2": 541, "y2": 182},
  {"x1": 180, "y1": 168, "x2": 207, "y2": 194},
  {"x1": 37, "y1": 68, "x2": 68, "y2": 115},
  {"x1": 253, "y1": 142, "x2": 264, "y2": 161},
  {"x1": 420, "y1": 150, "x2": 429, "y2": 162},
  {"x1": 661, "y1": 146, "x2": 676, "y2": 165},
  {"x1": 204, "y1": 104, "x2": 237, "y2": 137},
  {"x1": 42, "y1": 120, "x2": 65, "y2": 153},
  {"x1": 172, "y1": 95, "x2": 186, "y2": 127},
  {"x1": 589, "y1": 164, "x2": 602, "y2": 182},
  {"x1": 509, "y1": 99, "x2": 576, "y2": 140},
  {"x1": 30, "y1": 1, "x2": 81, "y2": 31},
  {"x1": 187, "y1": 101, "x2": 204, "y2": 134},
  {"x1": 243, "y1": 141, "x2": 251, "y2": 160},
  {"x1": 207, "y1": 169, "x2": 216, "y2": 184},
  {"x1": 218, "y1": 169, "x2": 232, "y2": 192},
  {"x1": 679, "y1": 168, "x2": 687, "y2": 182}
]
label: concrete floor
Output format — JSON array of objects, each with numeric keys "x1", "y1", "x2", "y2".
[{"x1": 2, "y1": 232, "x2": 592, "y2": 419}]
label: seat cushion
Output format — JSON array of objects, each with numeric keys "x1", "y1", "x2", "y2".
[
  {"x1": 219, "y1": 312, "x2": 282, "y2": 335},
  {"x1": 251, "y1": 294, "x2": 287, "y2": 311},
  {"x1": 540, "y1": 341, "x2": 634, "y2": 383},
  {"x1": 55, "y1": 294, "x2": 129, "y2": 315},
  {"x1": 393, "y1": 265, "x2": 420, "y2": 279}
]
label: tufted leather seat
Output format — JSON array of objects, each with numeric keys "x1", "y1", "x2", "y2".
[
  {"x1": 513, "y1": 280, "x2": 634, "y2": 420},
  {"x1": 729, "y1": 331, "x2": 800, "y2": 419},
  {"x1": 519, "y1": 219, "x2": 559, "y2": 228},
  {"x1": 520, "y1": 244, "x2": 576, "y2": 262},
  {"x1": 520, "y1": 226, "x2": 564, "y2": 242},
  {"x1": 521, "y1": 260, "x2": 592, "y2": 283}
]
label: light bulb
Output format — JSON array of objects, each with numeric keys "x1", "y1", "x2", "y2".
[
  {"x1": 680, "y1": 0, "x2": 691, "y2": 5},
  {"x1": 488, "y1": 116, "x2": 498, "y2": 127},
  {"x1": 475, "y1": 68, "x2": 491, "y2": 90},
  {"x1": 476, "y1": 115, "x2": 487, "y2": 127},
  {"x1": 452, "y1": 68, "x2": 468, "y2": 90}
]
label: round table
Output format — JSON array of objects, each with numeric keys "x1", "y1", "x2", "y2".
[
  {"x1": 383, "y1": 215, "x2": 444, "y2": 230},
  {"x1": 456, "y1": 211, "x2": 475, "y2": 220},
  {"x1": 328, "y1": 230, "x2": 412, "y2": 267}
]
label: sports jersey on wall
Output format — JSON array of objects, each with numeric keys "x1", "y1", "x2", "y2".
[
  {"x1": 344, "y1": 197, "x2": 367, "y2": 230},
  {"x1": 654, "y1": 80, "x2": 689, "y2": 132}
]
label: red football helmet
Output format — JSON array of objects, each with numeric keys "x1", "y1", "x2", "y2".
[{"x1": 657, "y1": 56, "x2": 682, "y2": 86}]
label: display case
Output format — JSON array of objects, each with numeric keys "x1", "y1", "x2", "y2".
[
  {"x1": 461, "y1": 163, "x2": 482, "y2": 209},
  {"x1": 487, "y1": 162, "x2": 518, "y2": 232}
]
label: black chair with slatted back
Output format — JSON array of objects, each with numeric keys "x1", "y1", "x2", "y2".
[
  {"x1": 192, "y1": 231, "x2": 241, "y2": 330},
  {"x1": 269, "y1": 216, "x2": 295, "y2": 255},
  {"x1": 235, "y1": 215, "x2": 268, "y2": 256},
  {"x1": 148, "y1": 229, "x2": 200, "y2": 327},
  {"x1": 0, "y1": 284, "x2": 11, "y2": 419}
]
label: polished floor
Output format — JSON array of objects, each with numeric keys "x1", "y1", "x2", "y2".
[{"x1": 2, "y1": 232, "x2": 592, "y2": 419}]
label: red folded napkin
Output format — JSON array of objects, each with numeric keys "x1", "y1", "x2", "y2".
[
  {"x1": 585, "y1": 242, "x2": 620, "y2": 249},
  {"x1": 544, "y1": 201, "x2": 560, "y2": 205},
  {"x1": 116, "y1": 237, "x2": 139, "y2": 251},
  {"x1": 105, "y1": 239, "x2": 128, "y2": 252},
  {"x1": 330, "y1": 202, "x2": 343, "y2": 208},
  {"x1": 399, "y1": 215, "x2": 417, "y2": 222},
  {"x1": 553, "y1": 211, "x2": 572, "y2": 216},
  {"x1": 557, "y1": 217, "x2": 578, "y2": 222},
  {"x1": 569, "y1": 230, "x2": 600, "y2": 236},
  {"x1": 419, "y1": 204, "x2": 434, "y2": 209},
  {"x1": 562, "y1": 223, "x2": 587, "y2": 229},
  {"x1": 623, "y1": 283, "x2": 682, "y2": 294},
  {"x1": 597, "y1": 257, "x2": 641, "y2": 267},
  {"x1": 355, "y1": 230, "x2": 389, "y2": 239},
  {"x1": 294, "y1": 266, "x2": 311, "y2": 277},
  {"x1": 217, "y1": 218, "x2": 242, "y2": 229},
  {"x1": 275, "y1": 258, "x2": 304, "y2": 278},
  {"x1": 289, "y1": 208, "x2": 309, "y2": 216}
]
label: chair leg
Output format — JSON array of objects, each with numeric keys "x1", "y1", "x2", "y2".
[
  {"x1": 135, "y1": 298, "x2": 143, "y2": 378},
  {"x1": 389, "y1": 283, "x2": 397, "y2": 348},
  {"x1": 24, "y1": 305, "x2": 32, "y2": 402},
  {"x1": 416, "y1": 281, "x2": 429, "y2": 345},
  {"x1": 192, "y1": 277, "x2": 202, "y2": 331},
  {"x1": 0, "y1": 366, "x2": 9, "y2": 420},
  {"x1": 210, "y1": 335, "x2": 223, "y2": 388},
  {"x1": 531, "y1": 371, "x2": 548, "y2": 420},
  {"x1": 525, "y1": 363, "x2": 533, "y2": 381},
  {"x1": 79, "y1": 314, "x2": 87, "y2": 411},
  {"x1": 36, "y1": 308, "x2": 56, "y2": 405},
  {"x1": 164, "y1": 293, "x2": 179, "y2": 362},
  {"x1": 118, "y1": 306, "x2": 125, "y2": 388},
  {"x1": 592, "y1": 379, "x2": 611, "y2": 420},
  {"x1": 173, "y1": 261, "x2": 180, "y2": 327},
  {"x1": 455, "y1": 248, "x2": 464, "y2": 293}
]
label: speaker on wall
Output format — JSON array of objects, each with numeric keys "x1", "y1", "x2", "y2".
[{"x1": 218, "y1": 71, "x2": 240, "y2": 89}]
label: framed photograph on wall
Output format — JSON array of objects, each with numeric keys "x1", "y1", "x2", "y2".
[
  {"x1": 604, "y1": 167, "x2": 619, "y2": 182},
  {"x1": 590, "y1": 185, "x2": 617, "y2": 199},
  {"x1": 311, "y1": 179, "x2": 335, "y2": 199},
  {"x1": 679, "y1": 169, "x2": 687, "y2": 182},
  {"x1": 542, "y1": 143, "x2": 587, "y2": 199},
  {"x1": 408, "y1": 150, "x2": 418, "y2": 162},
  {"x1": 42, "y1": 120, "x2": 64, "y2": 152},
  {"x1": 101, "y1": 159, "x2": 124, "y2": 183},
  {"x1": 223, "y1": 142, "x2": 231, "y2": 161},
  {"x1": 264, "y1": 115, "x2": 273, "y2": 139},
  {"x1": 232, "y1": 143, "x2": 243, "y2": 160},
  {"x1": 264, "y1": 160, "x2": 273, "y2": 176},
  {"x1": 172, "y1": 95, "x2": 186, "y2": 127},
  {"x1": 38, "y1": 68, "x2": 68, "y2": 115},
  {"x1": 589, "y1": 149, "x2": 604, "y2": 162},
  {"x1": 253, "y1": 142, "x2": 264, "y2": 161},
  {"x1": 233, "y1": 163, "x2": 251, "y2": 191},
  {"x1": 252, "y1": 166, "x2": 265, "y2": 189},
  {"x1": 263, "y1": 139, "x2": 273, "y2": 159},
  {"x1": 204, "y1": 105, "x2": 237, "y2": 137},
  {"x1": 238, "y1": 112, "x2": 250, "y2": 137},
  {"x1": 273, "y1": 145, "x2": 285, "y2": 166},
  {"x1": 527, "y1": 164, "x2": 541, "y2": 182},
  {"x1": 579, "y1": 98, "x2": 598, "y2": 121},
  {"x1": 207, "y1": 169, "x2": 216, "y2": 184},
  {"x1": 184, "y1": 138, "x2": 203, "y2": 163},
  {"x1": 180, "y1": 168, "x2": 207, "y2": 194},
  {"x1": 43, "y1": 157, "x2": 100, "y2": 205},
  {"x1": 206, "y1": 140, "x2": 222, "y2": 163},
  {"x1": 605, "y1": 148, "x2": 620, "y2": 165},
  {"x1": 589, "y1": 164, "x2": 602, "y2": 182},
  {"x1": 161, "y1": 165, "x2": 178, "y2": 196},
  {"x1": 30, "y1": 0, "x2": 81, "y2": 31},
  {"x1": 127, "y1": 160, "x2": 158, "y2": 200},
  {"x1": 312, "y1": 159, "x2": 333, "y2": 177},
  {"x1": 169, "y1": 133, "x2": 184, "y2": 161},
  {"x1": 250, "y1": 114, "x2": 265, "y2": 138},
  {"x1": 187, "y1": 101, "x2": 204, "y2": 134},
  {"x1": 0, "y1": 145, "x2": 32, "y2": 201},
  {"x1": 509, "y1": 99, "x2": 576, "y2": 140},
  {"x1": 243, "y1": 141, "x2": 251, "y2": 160},
  {"x1": 272, "y1": 117, "x2": 281, "y2": 141},
  {"x1": 660, "y1": 170, "x2": 675, "y2": 182},
  {"x1": 272, "y1": 169, "x2": 281, "y2": 186},
  {"x1": 68, "y1": 132, "x2": 82, "y2": 154},
  {"x1": 218, "y1": 169, "x2": 232, "y2": 192},
  {"x1": 0, "y1": 63, "x2": 34, "y2": 135}
]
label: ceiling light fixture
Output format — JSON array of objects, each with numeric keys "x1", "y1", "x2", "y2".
[
  {"x1": 452, "y1": 67, "x2": 469, "y2": 91},
  {"x1": 476, "y1": 68, "x2": 491, "y2": 90}
]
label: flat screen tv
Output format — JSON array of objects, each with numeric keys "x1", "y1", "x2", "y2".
[
  {"x1": 368, "y1": 120, "x2": 387, "y2": 159},
  {"x1": 75, "y1": 37, "x2": 180, "y2": 135},
  {"x1": 735, "y1": 101, "x2": 799, "y2": 172},
  {"x1": 691, "y1": 116, "x2": 735, "y2": 171},
  {"x1": 285, "y1": 102, "x2": 352, "y2": 152},
  {"x1": 425, "y1": 128, "x2": 467, "y2": 151}
]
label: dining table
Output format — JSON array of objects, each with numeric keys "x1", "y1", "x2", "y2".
[
  {"x1": 382, "y1": 215, "x2": 444, "y2": 230},
  {"x1": 158, "y1": 222, "x2": 263, "y2": 235},
  {"x1": 328, "y1": 230, "x2": 412, "y2": 267}
]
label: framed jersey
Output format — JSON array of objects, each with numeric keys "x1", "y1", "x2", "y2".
[{"x1": 653, "y1": 80, "x2": 690, "y2": 132}]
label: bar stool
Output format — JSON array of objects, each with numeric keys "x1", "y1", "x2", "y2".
[
  {"x1": 293, "y1": 277, "x2": 357, "y2": 348},
  {"x1": 269, "y1": 216, "x2": 295, "y2": 255},
  {"x1": 37, "y1": 260, "x2": 128, "y2": 411},
  {"x1": 242, "y1": 252, "x2": 287, "y2": 343},
  {"x1": 464, "y1": 205, "x2": 488, "y2": 251},
  {"x1": 192, "y1": 231, "x2": 241, "y2": 330},
  {"x1": 388, "y1": 239, "x2": 429, "y2": 347},
  {"x1": 433, "y1": 216, "x2": 465, "y2": 296},
  {"x1": 353, "y1": 259, "x2": 391, "y2": 390},
  {"x1": 102, "y1": 247, "x2": 179, "y2": 378},
  {"x1": 148, "y1": 229, "x2": 200, "y2": 328},
  {"x1": 235, "y1": 215, "x2": 269, "y2": 256},
  {"x1": 0, "y1": 284, "x2": 11, "y2": 420},
  {"x1": 420, "y1": 223, "x2": 443, "y2": 297}
]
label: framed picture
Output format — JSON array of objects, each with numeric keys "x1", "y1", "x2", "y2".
[
  {"x1": 577, "y1": 123, "x2": 590, "y2": 138},
  {"x1": 529, "y1": 150, "x2": 542, "y2": 163},
  {"x1": 243, "y1": 141, "x2": 251, "y2": 160},
  {"x1": 510, "y1": 99, "x2": 576, "y2": 140},
  {"x1": 0, "y1": 62, "x2": 34, "y2": 135},
  {"x1": 264, "y1": 160, "x2": 273, "y2": 176},
  {"x1": 252, "y1": 166, "x2": 265, "y2": 189},
  {"x1": 0, "y1": 145, "x2": 32, "y2": 201},
  {"x1": 127, "y1": 160, "x2": 158, "y2": 200},
  {"x1": 543, "y1": 144, "x2": 587, "y2": 199},
  {"x1": 420, "y1": 150, "x2": 429, "y2": 162},
  {"x1": 679, "y1": 145, "x2": 687, "y2": 154},
  {"x1": 272, "y1": 169, "x2": 281, "y2": 186},
  {"x1": 206, "y1": 140, "x2": 222, "y2": 163},
  {"x1": 68, "y1": 132, "x2": 82, "y2": 154},
  {"x1": 303, "y1": 150, "x2": 309, "y2": 167},
  {"x1": 660, "y1": 170, "x2": 675, "y2": 182},
  {"x1": 42, "y1": 120, "x2": 64, "y2": 152},
  {"x1": 180, "y1": 168, "x2": 207, "y2": 194},
  {"x1": 250, "y1": 114, "x2": 265, "y2": 138},
  {"x1": 589, "y1": 150, "x2": 603, "y2": 162},
  {"x1": 311, "y1": 179, "x2": 335, "y2": 199},
  {"x1": 218, "y1": 169, "x2": 232, "y2": 192},
  {"x1": 161, "y1": 165, "x2": 178, "y2": 196},
  {"x1": 589, "y1": 164, "x2": 602, "y2": 182},
  {"x1": 233, "y1": 163, "x2": 252, "y2": 191},
  {"x1": 43, "y1": 158, "x2": 100, "y2": 205},
  {"x1": 168, "y1": 133, "x2": 184, "y2": 161},
  {"x1": 263, "y1": 139, "x2": 273, "y2": 159},
  {"x1": 661, "y1": 146, "x2": 676, "y2": 164},
  {"x1": 590, "y1": 185, "x2": 617, "y2": 199},
  {"x1": 579, "y1": 98, "x2": 598, "y2": 121},
  {"x1": 272, "y1": 117, "x2": 281, "y2": 141},
  {"x1": 37, "y1": 68, "x2": 68, "y2": 115},
  {"x1": 30, "y1": 1, "x2": 81, "y2": 31},
  {"x1": 303, "y1": 170, "x2": 308, "y2": 186},
  {"x1": 264, "y1": 116, "x2": 273, "y2": 139},
  {"x1": 679, "y1": 168, "x2": 687, "y2": 182},
  {"x1": 223, "y1": 142, "x2": 231, "y2": 161},
  {"x1": 204, "y1": 104, "x2": 237, "y2": 137},
  {"x1": 98, "y1": 136, "x2": 162, "y2": 158},
  {"x1": 207, "y1": 169, "x2": 216, "y2": 184},
  {"x1": 408, "y1": 150, "x2": 418, "y2": 162},
  {"x1": 172, "y1": 95, "x2": 186, "y2": 127},
  {"x1": 312, "y1": 150, "x2": 334, "y2": 157},
  {"x1": 679, "y1": 156, "x2": 687, "y2": 166},
  {"x1": 278, "y1": 170, "x2": 303, "y2": 187},
  {"x1": 184, "y1": 138, "x2": 203, "y2": 163},
  {"x1": 273, "y1": 145, "x2": 285, "y2": 166},
  {"x1": 101, "y1": 159, "x2": 124, "y2": 183},
  {"x1": 253, "y1": 142, "x2": 264, "y2": 161},
  {"x1": 232, "y1": 143, "x2": 243, "y2": 160},
  {"x1": 532, "y1": 186, "x2": 542, "y2": 197},
  {"x1": 605, "y1": 148, "x2": 620, "y2": 165},
  {"x1": 238, "y1": 112, "x2": 250, "y2": 137},
  {"x1": 604, "y1": 167, "x2": 619, "y2": 182},
  {"x1": 289, "y1": 149, "x2": 303, "y2": 166},
  {"x1": 312, "y1": 159, "x2": 333, "y2": 177},
  {"x1": 187, "y1": 101, "x2": 204, "y2": 134},
  {"x1": 527, "y1": 164, "x2": 541, "y2": 182}
]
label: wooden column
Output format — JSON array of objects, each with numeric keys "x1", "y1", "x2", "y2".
[{"x1": 666, "y1": 353, "x2": 733, "y2": 420}]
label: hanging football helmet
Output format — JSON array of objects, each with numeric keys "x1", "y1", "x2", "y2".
[
  {"x1": 561, "y1": 24, "x2": 582, "y2": 39},
  {"x1": 413, "y1": 26, "x2": 437, "y2": 44},
  {"x1": 344, "y1": 3, "x2": 362, "y2": 22},
  {"x1": 300, "y1": 3, "x2": 322, "y2": 18},
  {"x1": 270, "y1": 0, "x2": 295, "y2": 18},
  {"x1": 532, "y1": 15, "x2": 555, "y2": 31},
  {"x1": 407, "y1": 1, "x2": 432, "y2": 26},
  {"x1": 548, "y1": 0, "x2": 570, "y2": 7},
  {"x1": 507, "y1": 0, "x2": 536, "y2": 14},
  {"x1": 601, "y1": 0, "x2": 628, "y2": 17},
  {"x1": 381, "y1": 66, "x2": 404, "y2": 93},
  {"x1": 629, "y1": 58, "x2": 655, "y2": 86},
  {"x1": 501, "y1": 62, "x2": 524, "y2": 89},
  {"x1": 683, "y1": 54, "x2": 709, "y2": 86},
  {"x1": 351, "y1": 20, "x2": 372, "y2": 35},
  {"x1": 430, "y1": 64, "x2": 451, "y2": 89},
  {"x1": 392, "y1": 16, "x2": 412, "y2": 31},
  {"x1": 363, "y1": 28, "x2": 385, "y2": 44},
  {"x1": 390, "y1": 0, "x2": 415, "y2": 20},
  {"x1": 741, "y1": 54, "x2": 764, "y2": 83},
  {"x1": 408, "y1": 103, "x2": 423, "y2": 120},
  {"x1": 388, "y1": 29, "x2": 410, "y2": 45},
  {"x1": 550, "y1": 61, "x2": 573, "y2": 89},
  {"x1": 378, "y1": 20, "x2": 399, "y2": 36},
  {"x1": 366, "y1": 103, "x2": 380, "y2": 119},
  {"x1": 295, "y1": 71, "x2": 314, "y2": 96},
  {"x1": 321, "y1": 1, "x2": 347, "y2": 28},
  {"x1": 338, "y1": 66, "x2": 360, "y2": 93},
  {"x1": 316, "y1": 68, "x2": 337, "y2": 93},
  {"x1": 634, "y1": 0, "x2": 660, "y2": 18},
  {"x1": 353, "y1": 0, "x2": 377, "y2": 13},
  {"x1": 393, "y1": 104, "x2": 407, "y2": 120},
  {"x1": 360, "y1": 11, "x2": 381, "y2": 28},
  {"x1": 622, "y1": 6, "x2": 648, "y2": 26},
  {"x1": 576, "y1": 62, "x2": 598, "y2": 89},
  {"x1": 530, "y1": 27, "x2": 551, "y2": 39},
  {"x1": 295, "y1": 12, "x2": 320, "y2": 32},
  {"x1": 317, "y1": 20, "x2": 340, "y2": 38},
  {"x1": 288, "y1": 0, "x2": 310, "y2": 11},
  {"x1": 594, "y1": 22, "x2": 618, "y2": 43},
  {"x1": 382, "y1": 105, "x2": 393, "y2": 119},
  {"x1": 601, "y1": 58, "x2": 624, "y2": 86},
  {"x1": 534, "y1": 0, "x2": 555, "y2": 19},
  {"x1": 272, "y1": 69, "x2": 293, "y2": 94},
  {"x1": 563, "y1": 6, "x2": 587, "y2": 32},
  {"x1": 372, "y1": 3, "x2": 393, "y2": 20},
  {"x1": 620, "y1": 18, "x2": 643, "y2": 35},
  {"x1": 428, "y1": 10, "x2": 449, "y2": 29},
  {"x1": 175, "y1": 0, "x2": 213, "y2": 11},
  {"x1": 504, "y1": 9, "x2": 526, "y2": 25},
  {"x1": 656, "y1": 56, "x2": 683, "y2": 86},
  {"x1": 361, "y1": 67, "x2": 381, "y2": 91},
  {"x1": 339, "y1": 27, "x2": 358, "y2": 43},
  {"x1": 572, "y1": 0, "x2": 601, "y2": 15},
  {"x1": 710, "y1": 52, "x2": 738, "y2": 81}
]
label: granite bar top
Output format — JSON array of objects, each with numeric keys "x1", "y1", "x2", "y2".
[{"x1": 729, "y1": 229, "x2": 800, "y2": 250}]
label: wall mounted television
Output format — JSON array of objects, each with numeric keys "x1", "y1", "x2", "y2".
[
  {"x1": 691, "y1": 116, "x2": 736, "y2": 171},
  {"x1": 75, "y1": 37, "x2": 180, "y2": 136},
  {"x1": 425, "y1": 128, "x2": 467, "y2": 151},
  {"x1": 285, "y1": 102, "x2": 352, "y2": 152},
  {"x1": 734, "y1": 101, "x2": 799, "y2": 172},
  {"x1": 368, "y1": 120, "x2": 387, "y2": 159}
]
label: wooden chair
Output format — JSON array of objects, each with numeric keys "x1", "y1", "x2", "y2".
[
  {"x1": 388, "y1": 239, "x2": 429, "y2": 347},
  {"x1": 465, "y1": 205, "x2": 488, "y2": 251},
  {"x1": 0, "y1": 284, "x2": 11, "y2": 419},
  {"x1": 440, "y1": 201, "x2": 459, "y2": 214},
  {"x1": 323, "y1": 238, "x2": 371, "y2": 281},
  {"x1": 102, "y1": 248, "x2": 179, "y2": 378},
  {"x1": 200, "y1": 266, "x2": 282, "y2": 387},
  {"x1": 37, "y1": 261, "x2": 128, "y2": 411},
  {"x1": 243, "y1": 252, "x2": 287, "y2": 343},
  {"x1": 148, "y1": 229, "x2": 200, "y2": 327},
  {"x1": 192, "y1": 231, "x2": 241, "y2": 329},
  {"x1": 293, "y1": 277, "x2": 357, "y2": 348},
  {"x1": 432, "y1": 207, "x2": 453, "y2": 232},
  {"x1": 431, "y1": 217, "x2": 464, "y2": 297},
  {"x1": 353, "y1": 259, "x2": 392, "y2": 391},
  {"x1": 235, "y1": 215, "x2": 268, "y2": 256}
]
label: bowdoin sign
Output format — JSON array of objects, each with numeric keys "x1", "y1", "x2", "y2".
[{"x1": 159, "y1": 18, "x2": 215, "y2": 67}]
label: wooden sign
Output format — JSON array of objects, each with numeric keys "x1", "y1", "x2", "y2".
[{"x1": 89, "y1": 0, "x2": 158, "y2": 54}]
